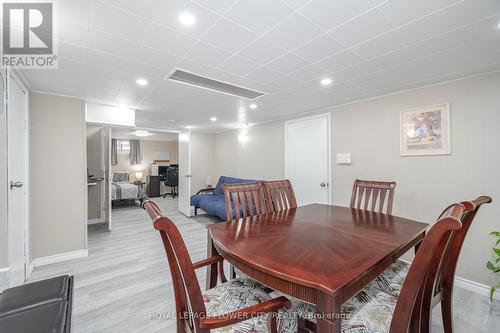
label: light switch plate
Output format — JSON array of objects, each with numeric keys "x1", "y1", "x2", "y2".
[{"x1": 336, "y1": 153, "x2": 351, "y2": 164}]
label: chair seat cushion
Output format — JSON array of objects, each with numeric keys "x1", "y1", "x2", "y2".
[
  {"x1": 371, "y1": 260, "x2": 409, "y2": 297},
  {"x1": 271, "y1": 284, "x2": 398, "y2": 333},
  {"x1": 204, "y1": 278, "x2": 297, "y2": 333}
]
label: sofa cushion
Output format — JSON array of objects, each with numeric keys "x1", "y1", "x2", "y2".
[
  {"x1": 190, "y1": 194, "x2": 205, "y2": 208},
  {"x1": 197, "y1": 195, "x2": 227, "y2": 220},
  {"x1": 213, "y1": 176, "x2": 258, "y2": 196},
  {"x1": 0, "y1": 275, "x2": 71, "y2": 317}
]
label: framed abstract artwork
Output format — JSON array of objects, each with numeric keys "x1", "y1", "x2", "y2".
[{"x1": 400, "y1": 103, "x2": 451, "y2": 156}]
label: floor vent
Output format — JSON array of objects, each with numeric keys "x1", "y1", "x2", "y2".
[{"x1": 166, "y1": 69, "x2": 266, "y2": 99}]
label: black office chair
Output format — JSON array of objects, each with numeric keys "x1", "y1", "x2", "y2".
[{"x1": 162, "y1": 165, "x2": 178, "y2": 198}]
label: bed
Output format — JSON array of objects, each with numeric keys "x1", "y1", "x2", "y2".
[{"x1": 112, "y1": 172, "x2": 147, "y2": 204}]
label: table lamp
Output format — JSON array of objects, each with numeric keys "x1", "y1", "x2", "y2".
[{"x1": 135, "y1": 172, "x2": 143, "y2": 181}]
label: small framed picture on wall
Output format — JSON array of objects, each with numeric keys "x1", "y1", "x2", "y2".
[{"x1": 400, "y1": 103, "x2": 451, "y2": 156}]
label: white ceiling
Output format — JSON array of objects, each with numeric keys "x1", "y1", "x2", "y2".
[
  {"x1": 111, "y1": 128, "x2": 178, "y2": 141},
  {"x1": 17, "y1": 0, "x2": 500, "y2": 132}
]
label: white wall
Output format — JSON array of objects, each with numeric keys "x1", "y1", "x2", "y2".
[
  {"x1": 213, "y1": 71, "x2": 500, "y2": 286},
  {"x1": 190, "y1": 132, "x2": 215, "y2": 193},
  {"x1": 30, "y1": 93, "x2": 87, "y2": 260}
]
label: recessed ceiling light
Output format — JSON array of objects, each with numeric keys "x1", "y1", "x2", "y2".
[
  {"x1": 133, "y1": 130, "x2": 151, "y2": 137},
  {"x1": 249, "y1": 104, "x2": 257, "y2": 110},
  {"x1": 185, "y1": 125, "x2": 193, "y2": 129},
  {"x1": 210, "y1": 117, "x2": 217, "y2": 122},
  {"x1": 321, "y1": 78, "x2": 333, "y2": 86},
  {"x1": 178, "y1": 12, "x2": 196, "y2": 26},
  {"x1": 136, "y1": 78, "x2": 148, "y2": 86},
  {"x1": 168, "y1": 119, "x2": 175, "y2": 123}
]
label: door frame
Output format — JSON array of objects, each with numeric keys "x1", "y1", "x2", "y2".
[
  {"x1": 284, "y1": 112, "x2": 332, "y2": 204},
  {"x1": 6, "y1": 70, "x2": 30, "y2": 280}
]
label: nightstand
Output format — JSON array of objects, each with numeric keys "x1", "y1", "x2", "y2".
[{"x1": 133, "y1": 181, "x2": 146, "y2": 189}]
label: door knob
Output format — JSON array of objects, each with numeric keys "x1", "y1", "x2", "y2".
[
  {"x1": 184, "y1": 175, "x2": 192, "y2": 178},
  {"x1": 320, "y1": 182, "x2": 326, "y2": 187},
  {"x1": 10, "y1": 181, "x2": 23, "y2": 189}
]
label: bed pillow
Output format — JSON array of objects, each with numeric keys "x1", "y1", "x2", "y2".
[{"x1": 113, "y1": 172, "x2": 129, "y2": 182}]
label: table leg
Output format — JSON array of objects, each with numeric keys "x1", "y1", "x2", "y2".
[
  {"x1": 206, "y1": 230, "x2": 218, "y2": 290},
  {"x1": 316, "y1": 292, "x2": 341, "y2": 333}
]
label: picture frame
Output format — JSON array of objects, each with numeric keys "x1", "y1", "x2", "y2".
[{"x1": 400, "y1": 103, "x2": 451, "y2": 156}]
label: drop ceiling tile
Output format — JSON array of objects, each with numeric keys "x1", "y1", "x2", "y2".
[
  {"x1": 299, "y1": 0, "x2": 376, "y2": 31},
  {"x1": 190, "y1": 0, "x2": 237, "y2": 15},
  {"x1": 378, "y1": 0, "x2": 461, "y2": 27},
  {"x1": 267, "y1": 75, "x2": 302, "y2": 91},
  {"x1": 350, "y1": 29, "x2": 410, "y2": 60},
  {"x1": 328, "y1": 9, "x2": 393, "y2": 47},
  {"x1": 89, "y1": 29, "x2": 143, "y2": 59},
  {"x1": 218, "y1": 56, "x2": 260, "y2": 77},
  {"x1": 288, "y1": 64, "x2": 329, "y2": 82},
  {"x1": 237, "y1": 38, "x2": 288, "y2": 65},
  {"x1": 58, "y1": 41, "x2": 88, "y2": 63},
  {"x1": 90, "y1": 0, "x2": 151, "y2": 43},
  {"x1": 266, "y1": 52, "x2": 309, "y2": 75},
  {"x1": 184, "y1": 42, "x2": 233, "y2": 68},
  {"x1": 264, "y1": 13, "x2": 323, "y2": 50},
  {"x1": 175, "y1": 58, "x2": 213, "y2": 77},
  {"x1": 202, "y1": 18, "x2": 258, "y2": 53},
  {"x1": 316, "y1": 50, "x2": 363, "y2": 72},
  {"x1": 245, "y1": 66, "x2": 282, "y2": 84},
  {"x1": 143, "y1": 23, "x2": 198, "y2": 57},
  {"x1": 390, "y1": 0, "x2": 500, "y2": 47},
  {"x1": 282, "y1": 0, "x2": 312, "y2": 10},
  {"x1": 59, "y1": 0, "x2": 90, "y2": 26},
  {"x1": 100, "y1": 0, "x2": 166, "y2": 20},
  {"x1": 155, "y1": 0, "x2": 221, "y2": 39},
  {"x1": 224, "y1": 0, "x2": 294, "y2": 35},
  {"x1": 58, "y1": 20, "x2": 89, "y2": 47},
  {"x1": 293, "y1": 34, "x2": 345, "y2": 63},
  {"x1": 130, "y1": 47, "x2": 180, "y2": 70}
]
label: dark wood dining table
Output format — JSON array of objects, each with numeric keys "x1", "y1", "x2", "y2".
[{"x1": 206, "y1": 204, "x2": 429, "y2": 333}]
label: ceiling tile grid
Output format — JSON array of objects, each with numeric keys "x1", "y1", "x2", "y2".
[{"x1": 17, "y1": 0, "x2": 500, "y2": 131}]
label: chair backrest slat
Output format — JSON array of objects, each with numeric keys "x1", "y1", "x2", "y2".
[
  {"x1": 263, "y1": 179, "x2": 297, "y2": 212},
  {"x1": 350, "y1": 179, "x2": 396, "y2": 214},
  {"x1": 224, "y1": 182, "x2": 268, "y2": 221},
  {"x1": 143, "y1": 200, "x2": 209, "y2": 333},
  {"x1": 390, "y1": 203, "x2": 465, "y2": 333}
]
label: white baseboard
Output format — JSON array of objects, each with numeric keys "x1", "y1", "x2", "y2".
[
  {"x1": 31, "y1": 249, "x2": 88, "y2": 268},
  {"x1": 27, "y1": 261, "x2": 35, "y2": 277},
  {"x1": 399, "y1": 259, "x2": 498, "y2": 300},
  {"x1": 455, "y1": 276, "x2": 500, "y2": 301}
]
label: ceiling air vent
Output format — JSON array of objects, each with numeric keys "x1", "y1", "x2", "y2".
[{"x1": 167, "y1": 68, "x2": 267, "y2": 99}]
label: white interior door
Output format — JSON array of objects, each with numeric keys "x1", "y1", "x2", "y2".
[
  {"x1": 102, "y1": 127, "x2": 112, "y2": 230},
  {"x1": 178, "y1": 131, "x2": 191, "y2": 216},
  {"x1": 7, "y1": 73, "x2": 28, "y2": 286},
  {"x1": 286, "y1": 114, "x2": 331, "y2": 206}
]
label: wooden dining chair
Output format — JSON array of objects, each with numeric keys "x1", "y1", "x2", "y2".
[
  {"x1": 371, "y1": 196, "x2": 491, "y2": 333},
  {"x1": 350, "y1": 179, "x2": 396, "y2": 214},
  {"x1": 223, "y1": 182, "x2": 268, "y2": 222},
  {"x1": 142, "y1": 200, "x2": 293, "y2": 333},
  {"x1": 263, "y1": 180, "x2": 297, "y2": 212},
  {"x1": 273, "y1": 202, "x2": 466, "y2": 333}
]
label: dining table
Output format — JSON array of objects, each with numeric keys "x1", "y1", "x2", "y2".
[{"x1": 206, "y1": 203, "x2": 429, "y2": 333}]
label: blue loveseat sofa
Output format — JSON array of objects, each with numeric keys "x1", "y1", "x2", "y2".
[{"x1": 190, "y1": 176, "x2": 257, "y2": 220}]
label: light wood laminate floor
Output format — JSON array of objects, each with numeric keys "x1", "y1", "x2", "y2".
[{"x1": 29, "y1": 197, "x2": 499, "y2": 333}]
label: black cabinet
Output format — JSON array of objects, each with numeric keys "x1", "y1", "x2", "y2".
[{"x1": 147, "y1": 175, "x2": 164, "y2": 198}]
